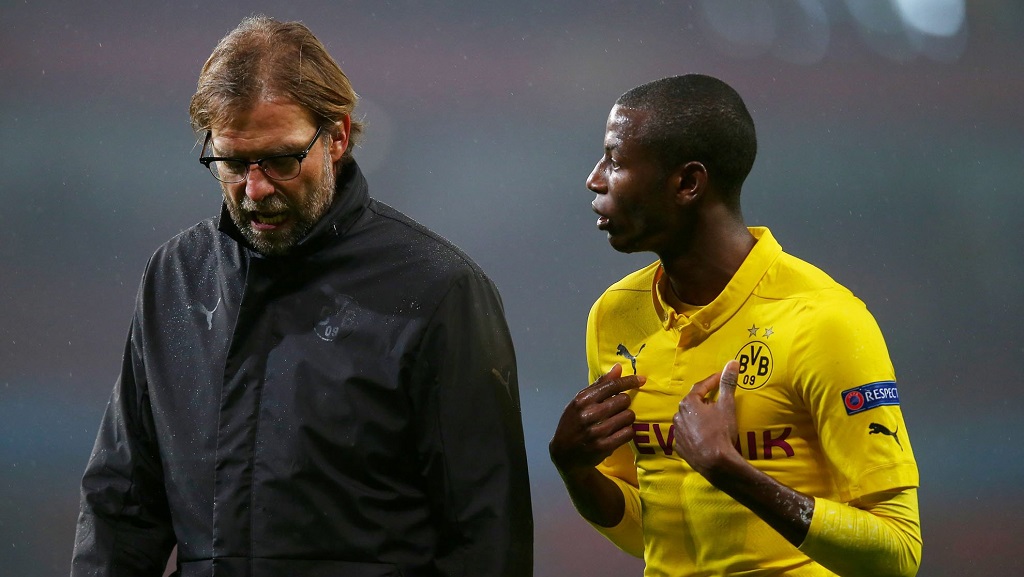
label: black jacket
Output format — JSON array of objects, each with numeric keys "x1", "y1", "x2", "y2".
[{"x1": 72, "y1": 162, "x2": 533, "y2": 577}]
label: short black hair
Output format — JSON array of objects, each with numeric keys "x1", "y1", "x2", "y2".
[{"x1": 616, "y1": 74, "x2": 756, "y2": 197}]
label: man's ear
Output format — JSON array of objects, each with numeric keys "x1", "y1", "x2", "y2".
[
  {"x1": 676, "y1": 161, "x2": 708, "y2": 205},
  {"x1": 328, "y1": 114, "x2": 351, "y2": 162}
]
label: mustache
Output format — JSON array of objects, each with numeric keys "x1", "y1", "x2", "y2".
[{"x1": 239, "y1": 194, "x2": 290, "y2": 213}]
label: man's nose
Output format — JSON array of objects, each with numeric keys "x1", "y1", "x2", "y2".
[
  {"x1": 586, "y1": 161, "x2": 605, "y2": 193},
  {"x1": 245, "y1": 165, "x2": 276, "y2": 202}
]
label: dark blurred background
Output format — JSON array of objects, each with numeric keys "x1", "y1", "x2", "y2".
[{"x1": 2, "y1": 1, "x2": 1022, "y2": 575}]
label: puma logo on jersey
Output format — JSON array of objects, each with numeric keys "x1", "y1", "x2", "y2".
[
  {"x1": 616, "y1": 343, "x2": 646, "y2": 375},
  {"x1": 869, "y1": 422, "x2": 903, "y2": 450},
  {"x1": 195, "y1": 297, "x2": 221, "y2": 330}
]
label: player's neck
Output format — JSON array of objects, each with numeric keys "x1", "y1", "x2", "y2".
[{"x1": 659, "y1": 223, "x2": 755, "y2": 307}]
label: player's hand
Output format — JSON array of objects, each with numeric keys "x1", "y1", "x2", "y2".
[
  {"x1": 672, "y1": 360, "x2": 742, "y2": 478},
  {"x1": 549, "y1": 363, "x2": 645, "y2": 476}
]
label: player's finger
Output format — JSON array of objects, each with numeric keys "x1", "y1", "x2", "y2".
[
  {"x1": 599, "y1": 421, "x2": 638, "y2": 452},
  {"x1": 716, "y1": 360, "x2": 740, "y2": 412},
  {"x1": 594, "y1": 363, "x2": 624, "y2": 385},
  {"x1": 582, "y1": 373, "x2": 645, "y2": 404},
  {"x1": 588, "y1": 408, "x2": 636, "y2": 439},
  {"x1": 579, "y1": 388, "x2": 636, "y2": 425},
  {"x1": 600, "y1": 389, "x2": 635, "y2": 414},
  {"x1": 573, "y1": 364, "x2": 623, "y2": 407},
  {"x1": 688, "y1": 369, "x2": 722, "y2": 400}
]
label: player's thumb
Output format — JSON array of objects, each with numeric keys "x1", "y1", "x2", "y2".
[{"x1": 718, "y1": 360, "x2": 740, "y2": 409}]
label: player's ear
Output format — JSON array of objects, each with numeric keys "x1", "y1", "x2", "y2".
[{"x1": 675, "y1": 161, "x2": 707, "y2": 205}]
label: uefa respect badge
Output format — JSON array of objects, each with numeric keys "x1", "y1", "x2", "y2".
[{"x1": 841, "y1": 381, "x2": 900, "y2": 416}]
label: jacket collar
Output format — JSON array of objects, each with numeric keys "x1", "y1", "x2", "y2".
[{"x1": 217, "y1": 160, "x2": 370, "y2": 259}]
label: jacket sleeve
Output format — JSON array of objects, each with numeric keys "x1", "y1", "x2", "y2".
[
  {"x1": 71, "y1": 307, "x2": 176, "y2": 576},
  {"x1": 410, "y1": 270, "x2": 533, "y2": 577}
]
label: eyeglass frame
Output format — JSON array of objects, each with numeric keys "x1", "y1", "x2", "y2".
[{"x1": 198, "y1": 125, "x2": 325, "y2": 183}]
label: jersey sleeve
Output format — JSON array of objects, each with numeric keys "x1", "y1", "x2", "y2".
[
  {"x1": 791, "y1": 292, "x2": 919, "y2": 501},
  {"x1": 584, "y1": 298, "x2": 645, "y2": 558},
  {"x1": 799, "y1": 488, "x2": 923, "y2": 577},
  {"x1": 591, "y1": 447, "x2": 644, "y2": 558}
]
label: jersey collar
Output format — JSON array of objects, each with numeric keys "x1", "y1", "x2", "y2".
[{"x1": 653, "y1": 227, "x2": 782, "y2": 335}]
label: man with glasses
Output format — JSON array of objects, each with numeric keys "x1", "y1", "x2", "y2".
[{"x1": 72, "y1": 15, "x2": 532, "y2": 577}]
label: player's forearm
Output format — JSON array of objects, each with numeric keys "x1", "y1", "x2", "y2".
[
  {"x1": 557, "y1": 465, "x2": 645, "y2": 558},
  {"x1": 700, "y1": 452, "x2": 814, "y2": 546},
  {"x1": 555, "y1": 465, "x2": 626, "y2": 528},
  {"x1": 799, "y1": 489, "x2": 922, "y2": 577},
  {"x1": 704, "y1": 453, "x2": 921, "y2": 577}
]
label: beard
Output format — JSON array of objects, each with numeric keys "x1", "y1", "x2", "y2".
[{"x1": 224, "y1": 145, "x2": 336, "y2": 256}]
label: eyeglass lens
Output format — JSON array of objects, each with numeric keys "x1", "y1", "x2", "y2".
[{"x1": 208, "y1": 157, "x2": 302, "y2": 183}]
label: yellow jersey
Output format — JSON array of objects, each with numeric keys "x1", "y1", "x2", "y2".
[{"x1": 586, "y1": 228, "x2": 919, "y2": 576}]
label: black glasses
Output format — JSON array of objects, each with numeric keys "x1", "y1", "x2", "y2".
[{"x1": 199, "y1": 125, "x2": 324, "y2": 183}]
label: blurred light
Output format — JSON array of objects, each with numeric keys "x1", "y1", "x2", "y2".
[
  {"x1": 698, "y1": 0, "x2": 967, "y2": 65},
  {"x1": 906, "y1": 15, "x2": 968, "y2": 62},
  {"x1": 844, "y1": 0, "x2": 904, "y2": 34},
  {"x1": 895, "y1": 0, "x2": 966, "y2": 37},
  {"x1": 844, "y1": 0, "x2": 966, "y2": 62}
]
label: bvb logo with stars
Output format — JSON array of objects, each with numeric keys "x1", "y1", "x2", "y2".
[{"x1": 734, "y1": 324, "x2": 775, "y2": 390}]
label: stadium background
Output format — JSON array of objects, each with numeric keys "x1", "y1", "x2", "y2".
[{"x1": 1, "y1": 1, "x2": 1021, "y2": 575}]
